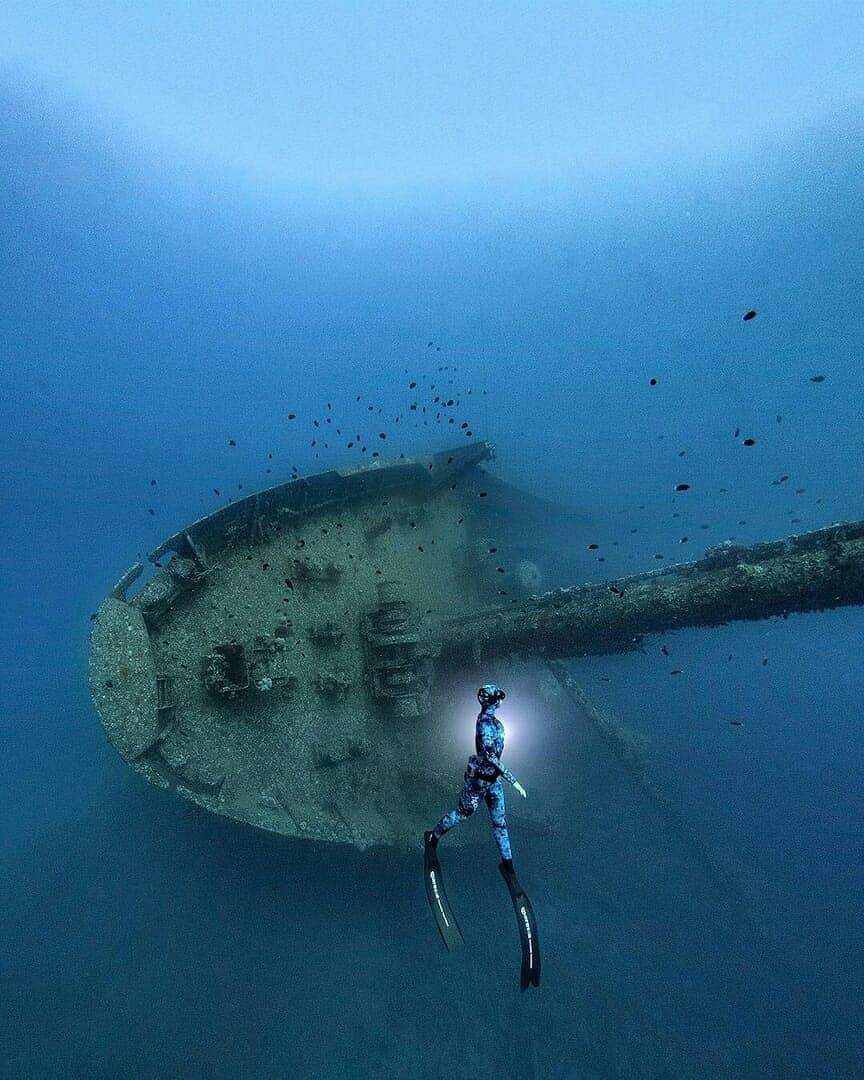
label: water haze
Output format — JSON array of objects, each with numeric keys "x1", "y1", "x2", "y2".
[{"x1": 1, "y1": 6, "x2": 863, "y2": 1078}]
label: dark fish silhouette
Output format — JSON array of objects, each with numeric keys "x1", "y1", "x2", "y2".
[{"x1": 743, "y1": 310, "x2": 757, "y2": 320}]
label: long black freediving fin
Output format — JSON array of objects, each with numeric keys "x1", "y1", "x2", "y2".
[
  {"x1": 424, "y1": 833, "x2": 464, "y2": 952},
  {"x1": 498, "y1": 860, "x2": 541, "y2": 991}
]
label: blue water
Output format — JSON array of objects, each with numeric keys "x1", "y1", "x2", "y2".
[{"x1": 2, "y1": 71, "x2": 863, "y2": 1079}]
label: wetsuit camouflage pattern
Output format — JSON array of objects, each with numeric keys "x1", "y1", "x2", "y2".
[{"x1": 432, "y1": 706, "x2": 517, "y2": 860}]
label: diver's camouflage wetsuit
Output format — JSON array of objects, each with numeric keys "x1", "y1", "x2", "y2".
[{"x1": 431, "y1": 703, "x2": 517, "y2": 860}]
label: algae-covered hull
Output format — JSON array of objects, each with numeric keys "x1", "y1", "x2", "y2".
[
  {"x1": 90, "y1": 439, "x2": 864, "y2": 850},
  {"x1": 89, "y1": 442, "x2": 556, "y2": 849}
]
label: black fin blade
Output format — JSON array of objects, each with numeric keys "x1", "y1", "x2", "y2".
[
  {"x1": 424, "y1": 837, "x2": 464, "y2": 952},
  {"x1": 499, "y1": 861, "x2": 541, "y2": 991}
]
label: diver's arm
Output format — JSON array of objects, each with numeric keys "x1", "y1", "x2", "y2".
[
  {"x1": 484, "y1": 751, "x2": 518, "y2": 787},
  {"x1": 487, "y1": 754, "x2": 527, "y2": 797},
  {"x1": 488, "y1": 758, "x2": 526, "y2": 797},
  {"x1": 477, "y1": 718, "x2": 525, "y2": 794}
]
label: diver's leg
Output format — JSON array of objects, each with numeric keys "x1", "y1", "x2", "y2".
[
  {"x1": 485, "y1": 780, "x2": 512, "y2": 862},
  {"x1": 431, "y1": 777, "x2": 483, "y2": 841}
]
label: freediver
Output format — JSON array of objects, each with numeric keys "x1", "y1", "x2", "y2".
[
  {"x1": 424, "y1": 684, "x2": 527, "y2": 867},
  {"x1": 423, "y1": 684, "x2": 540, "y2": 988}
]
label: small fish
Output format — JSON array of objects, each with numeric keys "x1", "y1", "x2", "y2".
[
  {"x1": 288, "y1": 413, "x2": 296, "y2": 420},
  {"x1": 588, "y1": 543, "x2": 599, "y2": 550},
  {"x1": 670, "y1": 669, "x2": 682, "y2": 675},
  {"x1": 148, "y1": 508, "x2": 155, "y2": 515},
  {"x1": 150, "y1": 479, "x2": 157, "y2": 486},
  {"x1": 479, "y1": 491, "x2": 488, "y2": 498},
  {"x1": 675, "y1": 483, "x2": 690, "y2": 492},
  {"x1": 649, "y1": 378, "x2": 657, "y2": 386},
  {"x1": 761, "y1": 657, "x2": 768, "y2": 666},
  {"x1": 743, "y1": 438, "x2": 756, "y2": 446},
  {"x1": 262, "y1": 563, "x2": 269, "y2": 571},
  {"x1": 743, "y1": 310, "x2": 757, "y2": 321},
  {"x1": 729, "y1": 720, "x2": 743, "y2": 726},
  {"x1": 810, "y1": 375, "x2": 825, "y2": 383},
  {"x1": 409, "y1": 381, "x2": 416, "y2": 389},
  {"x1": 284, "y1": 578, "x2": 294, "y2": 591},
  {"x1": 608, "y1": 585, "x2": 623, "y2": 596},
  {"x1": 661, "y1": 645, "x2": 669, "y2": 656},
  {"x1": 228, "y1": 439, "x2": 236, "y2": 446}
]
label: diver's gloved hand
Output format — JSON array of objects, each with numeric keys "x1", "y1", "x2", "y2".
[{"x1": 513, "y1": 781, "x2": 527, "y2": 799}]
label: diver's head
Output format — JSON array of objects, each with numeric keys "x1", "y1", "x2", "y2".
[{"x1": 477, "y1": 684, "x2": 506, "y2": 709}]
